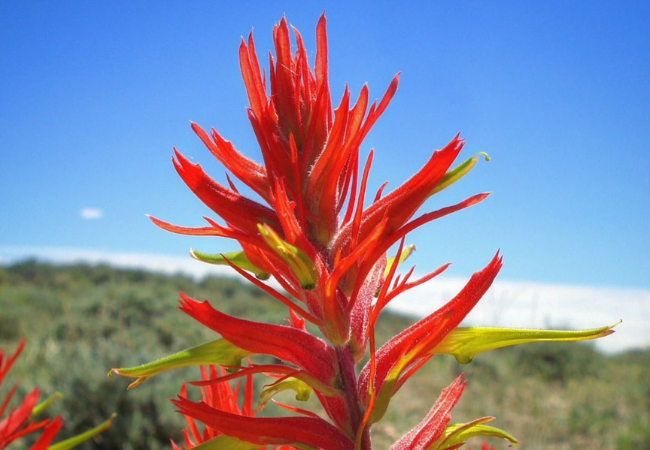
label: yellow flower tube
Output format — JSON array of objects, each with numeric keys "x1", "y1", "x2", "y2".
[
  {"x1": 190, "y1": 248, "x2": 270, "y2": 280},
  {"x1": 433, "y1": 322, "x2": 619, "y2": 364},
  {"x1": 434, "y1": 417, "x2": 518, "y2": 449},
  {"x1": 110, "y1": 339, "x2": 252, "y2": 389},
  {"x1": 47, "y1": 414, "x2": 117, "y2": 450}
]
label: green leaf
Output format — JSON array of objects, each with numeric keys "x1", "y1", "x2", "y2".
[
  {"x1": 48, "y1": 413, "x2": 116, "y2": 450},
  {"x1": 109, "y1": 339, "x2": 252, "y2": 389},
  {"x1": 433, "y1": 323, "x2": 618, "y2": 364}
]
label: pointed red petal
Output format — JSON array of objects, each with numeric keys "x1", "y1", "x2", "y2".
[
  {"x1": 191, "y1": 123, "x2": 270, "y2": 201},
  {"x1": 0, "y1": 385, "x2": 17, "y2": 419},
  {"x1": 389, "y1": 376, "x2": 465, "y2": 450},
  {"x1": 0, "y1": 339, "x2": 25, "y2": 385},
  {"x1": 377, "y1": 263, "x2": 452, "y2": 317},
  {"x1": 272, "y1": 18, "x2": 300, "y2": 138},
  {"x1": 28, "y1": 416, "x2": 65, "y2": 450},
  {"x1": 359, "y1": 253, "x2": 502, "y2": 402},
  {"x1": 173, "y1": 397, "x2": 354, "y2": 450},
  {"x1": 354, "y1": 193, "x2": 490, "y2": 287},
  {"x1": 148, "y1": 215, "x2": 226, "y2": 237},
  {"x1": 239, "y1": 34, "x2": 267, "y2": 120},
  {"x1": 337, "y1": 135, "x2": 465, "y2": 254},
  {"x1": 222, "y1": 257, "x2": 320, "y2": 324},
  {"x1": 0, "y1": 388, "x2": 41, "y2": 439},
  {"x1": 173, "y1": 150, "x2": 279, "y2": 234},
  {"x1": 178, "y1": 295, "x2": 336, "y2": 384},
  {"x1": 271, "y1": 399, "x2": 322, "y2": 419}
]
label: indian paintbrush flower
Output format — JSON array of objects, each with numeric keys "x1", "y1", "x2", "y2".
[
  {"x1": 0, "y1": 339, "x2": 114, "y2": 450},
  {"x1": 113, "y1": 14, "x2": 616, "y2": 450}
]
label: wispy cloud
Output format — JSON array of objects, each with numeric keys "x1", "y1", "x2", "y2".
[
  {"x1": 0, "y1": 246, "x2": 232, "y2": 279},
  {"x1": 0, "y1": 246, "x2": 648, "y2": 354},
  {"x1": 80, "y1": 208, "x2": 103, "y2": 220}
]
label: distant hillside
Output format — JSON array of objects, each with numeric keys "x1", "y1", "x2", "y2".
[{"x1": 0, "y1": 260, "x2": 648, "y2": 449}]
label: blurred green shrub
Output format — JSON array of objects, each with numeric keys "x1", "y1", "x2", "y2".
[
  {"x1": 0, "y1": 261, "x2": 286, "y2": 449},
  {"x1": 1, "y1": 261, "x2": 648, "y2": 450},
  {"x1": 512, "y1": 340, "x2": 604, "y2": 384}
]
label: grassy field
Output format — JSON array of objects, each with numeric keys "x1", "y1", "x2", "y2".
[{"x1": 1, "y1": 260, "x2": 648, "y2": 449}]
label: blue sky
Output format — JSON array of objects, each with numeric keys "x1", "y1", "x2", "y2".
[{"x1": 1, "y1": 1, "x2": 649, "y2": 290}]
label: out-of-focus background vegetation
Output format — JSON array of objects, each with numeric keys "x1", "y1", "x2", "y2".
[{"x1": 1, "y1": 261, "x2": 648, "y2": 450}]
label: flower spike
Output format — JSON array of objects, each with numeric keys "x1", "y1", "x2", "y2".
[{"x1": 132, "y1": 14, "x2": 616, "y2": 450}]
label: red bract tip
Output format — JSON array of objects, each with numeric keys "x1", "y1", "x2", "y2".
[
  {"x1": 357, "y1": 252, "x2": 503, "y2": 422},
  {"x1": 389, "y1": 376, "x2": 466, "y2": 450}
]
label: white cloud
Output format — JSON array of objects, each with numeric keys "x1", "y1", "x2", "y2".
[
  {"x1": 0, "y1": 246, "x2": 232, "y2": 279},
  {"x1": 1, "y1": 246, "x2": 648, "y2": 354},
  {"x1": 80, "y1": 208, "x2": 103, "y2": 220}
]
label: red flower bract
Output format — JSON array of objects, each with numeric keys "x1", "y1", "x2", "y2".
[
  {"x1": 0, "y1": 340, "x2": 64, "y2": 450},
  {"x1": 178, "y1": 295, "x2": 337, "y2": 385}
]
